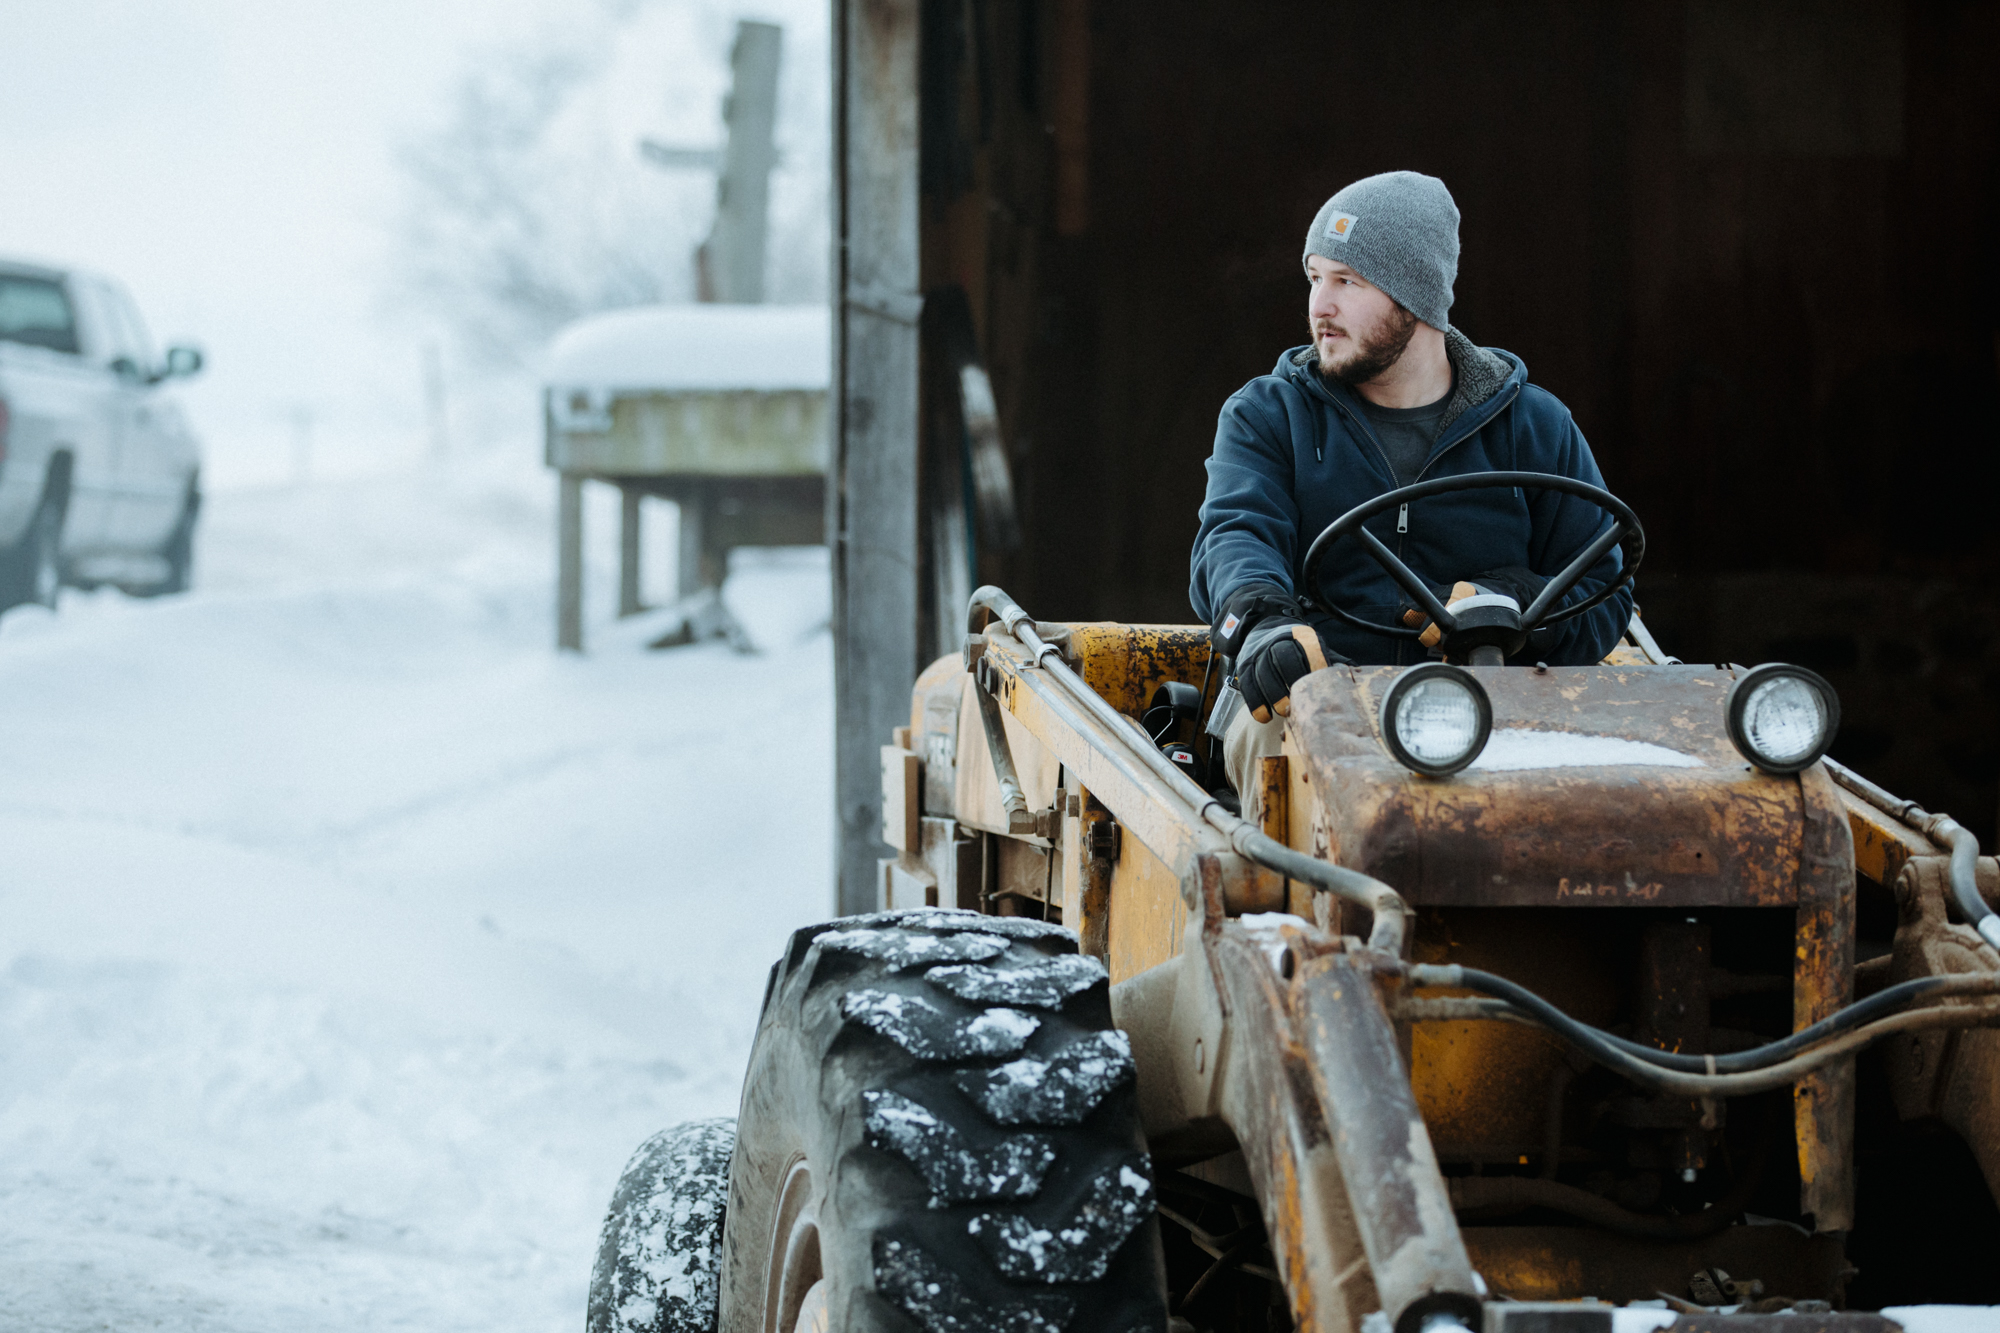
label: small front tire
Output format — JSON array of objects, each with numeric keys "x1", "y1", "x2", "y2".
[{"x1": 589, "y1": 1117, "x2": 736, "y2": 1333}]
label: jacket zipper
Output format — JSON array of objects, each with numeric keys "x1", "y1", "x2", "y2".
[{"x1": 1311, "y1": 375, "x2": 1525, "y2": 662}]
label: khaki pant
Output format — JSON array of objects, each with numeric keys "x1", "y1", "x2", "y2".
[{"x1": 1223, "y1": 705, "x2": 1287, "y2": 816}]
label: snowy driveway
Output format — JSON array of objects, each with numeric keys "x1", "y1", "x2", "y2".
[{"x1": 0, "y1": 460, "x2": 832, "y2": 1330}]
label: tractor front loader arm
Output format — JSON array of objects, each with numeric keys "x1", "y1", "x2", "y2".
[
  {"x1": 1115, "y1": 914, "x2": 1481, "y2": 1333},
  {"x1": 964, "y1": 587, "x2": 1409, "y2": 956}
]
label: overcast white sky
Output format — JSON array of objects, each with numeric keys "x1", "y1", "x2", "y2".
[{"x1": 0, "y1": 0, "x2": 826, "y2": 489}]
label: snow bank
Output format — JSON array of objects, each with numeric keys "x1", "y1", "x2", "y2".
[
  {"x1": 0, "y1": 453, "x2": 832, "y2": 1330},
  {"x1": 543, "y1": 304, "x2": 830, "y2": 393}
]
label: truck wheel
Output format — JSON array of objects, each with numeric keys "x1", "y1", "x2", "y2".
[
  {"x1": 720, "y1": 909, "x2": 1166, "y2": 1333},
  {"x1": 130, "y1": 484, "x2": 199, "y2": 598},
  {"x1": 588, "y1": 1117, "x2": 736, "y2": 1333},
  {"x1": 0, "y1": 485, "x2": 66, "y2": 613}
]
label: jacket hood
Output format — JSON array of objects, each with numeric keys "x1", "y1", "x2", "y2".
[{"x1": 1275, "y1": 328, "x2": 1523, "y2": 438}]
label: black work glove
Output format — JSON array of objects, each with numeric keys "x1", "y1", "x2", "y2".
[
  {"x1": 1213, "y1": 581, "x2": 1347, "y2": 723},
  {"x1": 1465, "y1": 566, "x2": 1549, "y2": 613},
  {"x1": 1238, "y1": 617, "x2": 1347, "y2": 722},
  {"x1": 1211, "y1": 581, "x2": 1303, "y2": 658},
  {"x1": 1469, "y1": 566, "x2": 1562, "y2": 654}
]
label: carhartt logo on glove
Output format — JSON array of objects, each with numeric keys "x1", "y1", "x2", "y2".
[{"x1": 1220, "y1": 613, "x2": 1241, "y2": 637}]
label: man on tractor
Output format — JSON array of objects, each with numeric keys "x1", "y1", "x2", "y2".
[{"x1": 1189, "y1": 170, "x2": 1633, "y2": 794}]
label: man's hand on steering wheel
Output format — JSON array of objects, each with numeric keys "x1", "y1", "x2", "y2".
[
  {"x1": 1399, "y1": 567, "x2": 1553, "y2": 650},
  {"x1": 1297, "y1": 475, "x2": 1638, "y2": 664},
  {"x1": 1213, "y1": 581, "x2": 1352, "y2": 723},
  {"x1": 1401, "y1": 581, "x2": 1481, "y2": 649}
]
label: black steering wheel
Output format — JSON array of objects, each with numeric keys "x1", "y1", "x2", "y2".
[{"x1": 1297, "y1": 471, "x2": 1643, "y2": 647}]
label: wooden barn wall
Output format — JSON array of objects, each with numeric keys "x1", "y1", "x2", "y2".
[{"x1": 915, "y1": 0, "x2": 2000, "y2": 837}]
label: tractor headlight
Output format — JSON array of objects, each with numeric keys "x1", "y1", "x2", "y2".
[
  {"x1": 1379, "y1": 663, "x2": 1492, "y2": 777},
  {"x1": 1725, "y1": 663, "x2": 1840, "y2": 775}
]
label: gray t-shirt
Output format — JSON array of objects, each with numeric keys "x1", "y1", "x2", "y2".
[{"x1": 1355, "y1": 384, "x2": 1452, "y2": 486}]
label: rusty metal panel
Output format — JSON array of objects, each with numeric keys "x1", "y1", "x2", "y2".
[
  {"x1": 1838, "y1": 783, "x2": 1935, "y2": 888},
  {"x1": 1288, "y1": 665, "x2": 1808, "y2": 909},
  {"x1": 1405, "y1": 910, "x2": 1630, "y2": 1161},
  {"x1": 1062, "y1": 622, "x2": 1217, "y2": 718},
  {"x1": 1107, "y1": 833, "x2": 1187, "y2": 984},
  {"x1": 1792, "y1": 763, "x2": 1858, "y2": 1231},
  {"x1": 1284, "y1": 729, "x2": 1334, "y2": 923},
  {"x1": 1409, "y1": 1015, "x2": 1567, "y2": 1158}
]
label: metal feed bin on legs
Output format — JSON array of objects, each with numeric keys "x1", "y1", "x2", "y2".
[{"x1": 543, "y1": 304, "x2": 830, "y2": 650}]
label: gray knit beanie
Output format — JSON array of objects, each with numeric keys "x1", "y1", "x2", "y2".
[{"x1": 1302, "y1": 171, "x2": 1460, "y2": 332}]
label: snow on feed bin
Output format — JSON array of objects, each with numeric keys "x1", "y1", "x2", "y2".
[{"x1": 543, "y1": 303, "x2": 830, "y2": 650}]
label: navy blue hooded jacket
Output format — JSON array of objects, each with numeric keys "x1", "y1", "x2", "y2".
[{"x1": 1190, "y1": 329, "x2": 1631, "y2": 666}]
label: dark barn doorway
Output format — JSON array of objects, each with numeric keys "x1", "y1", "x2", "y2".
[{"x1": 832, "y1": 0, "x2": 2000, "y2": 906}]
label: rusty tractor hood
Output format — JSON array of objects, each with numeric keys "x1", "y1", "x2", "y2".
[{"x1": 1286, "y1": 663, "x2": 1825, "y2": 909}]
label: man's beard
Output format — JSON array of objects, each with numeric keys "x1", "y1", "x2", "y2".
[{"x1": 1315, "y1": 303, "x2": 1419, "y2": 387}]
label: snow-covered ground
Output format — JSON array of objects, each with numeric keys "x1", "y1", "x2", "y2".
[{"x1": 0, "y1": 454, "x2": 832, "y2": 1330}]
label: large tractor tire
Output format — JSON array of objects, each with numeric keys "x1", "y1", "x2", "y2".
[
  {"x1": 719, "y1": 909, "x2": 1166, "y2": 1333},
  {"x1": 589, "y1": 1117, "x2": 736, "y2": 1333}
]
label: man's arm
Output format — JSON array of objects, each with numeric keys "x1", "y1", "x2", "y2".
[{"x1": 1189, "y1": 389, "x2": 1304, "y2": 622}]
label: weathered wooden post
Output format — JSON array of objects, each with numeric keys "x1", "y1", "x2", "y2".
[{"x1": 831, "y1": 0, "x2": 922, "y2": 913}]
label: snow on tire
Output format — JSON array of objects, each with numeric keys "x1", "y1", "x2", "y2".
[
  {"x1": 588, "y1": 1116, "x2": 735, "y2": 1333},
  {"x1": 718, "y1": 908, "x2": 1166, "y2": 1333}
]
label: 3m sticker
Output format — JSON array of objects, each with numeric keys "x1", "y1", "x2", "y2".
[{"x1": 1325, "y1": 211, "x2": 1358, "y2": 244}]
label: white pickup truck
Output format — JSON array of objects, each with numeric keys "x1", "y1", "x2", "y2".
[{"x1": 0, "y1": 259, "x2": 203, "y2": 612}]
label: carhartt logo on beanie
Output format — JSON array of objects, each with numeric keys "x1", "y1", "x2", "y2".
[{"x1": 1303, "y1": 171, "x2": 1460, "y2": 332}]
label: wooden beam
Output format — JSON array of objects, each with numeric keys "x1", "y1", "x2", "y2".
[
  {"x1": 556, "y1": 471, "x2": 584, "y2": 653},
  {"x1": 832, "y1": 0, "x2": 923, "y2": 916},
  {"x1": 617, "y1": 486, "x2": 643, "y2": 618}
]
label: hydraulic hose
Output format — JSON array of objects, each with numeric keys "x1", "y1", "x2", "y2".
[
  {"x1": 967, "y1": 585, "x2": 1411, "y2": 956},
  {"x1": 1414, "y1": 966, "x2": 2000, "y2": 1074},
  {"x1": 1825, "y1": 757, "x2": 2000, "y2": 952},
  {"x1": 1408, "y1": 964, "x2": 2000, "y2": 1096}
]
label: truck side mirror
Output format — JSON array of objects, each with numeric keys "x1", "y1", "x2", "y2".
[{"x1": 162, "y1": 345, "x2": 204, "y2": 380}]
